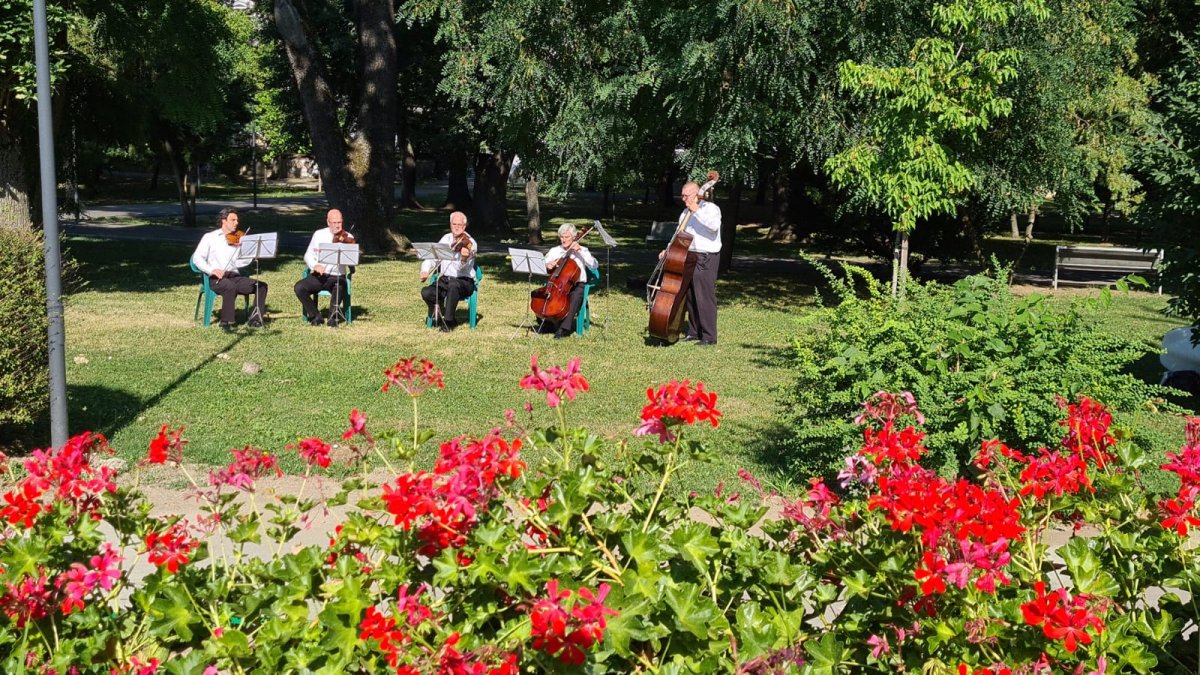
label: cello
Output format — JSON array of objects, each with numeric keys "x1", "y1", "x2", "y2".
[
  {"x1": 530, "y1": 225, "x2": 594, "y2": 322},
  {"x1": 646, "y1": 171, "x2": 719, "y2": 343}
]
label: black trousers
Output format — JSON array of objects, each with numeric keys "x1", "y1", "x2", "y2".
[
  {"x1": 294, "y1": 273, "x2": 347, "y2": 320},
  {"x1": 421, "y1": 275, "x2": 476, "y2": 325},
  {"x1": 685, "y1": 252, "x2": 718, "y2": 344},
  {"x1": 211, "y1": 273, "x2": 267, "y2": 324},
  {"x1": 538, "y1": 282, "x2": 585, "y2": 335}
]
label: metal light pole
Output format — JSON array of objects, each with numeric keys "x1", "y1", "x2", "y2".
[
  {"x1": 33, "y1": 0, "x2": 68, "y2": 446},
  {"x1": 251, "y1": 121, "x2": 258, "y2": 208}
]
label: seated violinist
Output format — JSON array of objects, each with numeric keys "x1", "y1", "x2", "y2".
[
  {"x1": 295, "y1": 208, "x2": 352, "y2": 327},
  {"x1": 540, "y1": 223, "x2": 598, "y2": 339},
  {"x1": 191, "y1": 207, "x2": 268, "y2": 331},
  {"x1": 420, "y1": 211, "x2": 476, "y2": 332}
]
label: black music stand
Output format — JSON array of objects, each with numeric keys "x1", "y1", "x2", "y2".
[
  {"x1": 414, "y1": 242, "x2": 458, "y2": 328},
  {"x1": 238, "y1": 232, "x2": 277, "y2": 323},
  {"x1": 508, "y1": 247, "x2": 547, "y2": 339},
  {"x1": 316, "y1": 242, "x2": 359, "y2": 326}
]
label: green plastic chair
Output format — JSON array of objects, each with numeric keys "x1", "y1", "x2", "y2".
[
  {"x1": 190, "y1": 260, "x2": 248, "y2": 327},
  {"x1": 576, "y1": 266, "x2": 601, "y2": 336},
  {"x1": 425, "y1": 263, "x2": 483, "y2": 329},
  {"x1": 299, "y1": 268, "x2": 353, "y2": 324}
]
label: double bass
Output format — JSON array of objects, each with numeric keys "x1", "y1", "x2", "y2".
[
  {"x1": 530, "y1": 225, "x2": 594, "y2": 322},
  {"x1": 646, "y1": 171, "x2": 719, "y2": 343}
]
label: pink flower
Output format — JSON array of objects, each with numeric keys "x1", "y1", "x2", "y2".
[
  {"x1": 209, "y1": 446, "x2": 282, "y2": 492},
  {"x1": 867, "y1": 633, "x2": 889, "y2": 659},
  {"x1": 633, "y1": 418, "x2": 675, "y2": 443},
  {"x1": 519, "y1": 355, "x2": 589, "y2": 408},
  {"x1": 343, "y1": 408, "x2": 368, "y2": 439}
]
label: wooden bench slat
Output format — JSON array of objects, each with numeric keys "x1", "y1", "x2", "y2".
[{"x1": 1053, "y1": 245, "x2": 1162, "y2": 293}]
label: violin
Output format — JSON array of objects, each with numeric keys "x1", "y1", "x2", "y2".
[
  {"x1": 333, "y1": 230, "x2": 356, "y2": 244},
  {"x1": 225, "y1": 227, "x2": 248, "y2": 246},
  {"x1": 451, "y1": 234, "x2": 473, "y2": 253}
]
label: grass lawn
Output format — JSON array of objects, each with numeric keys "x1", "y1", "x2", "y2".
[
  {"x1": 59, "y1": 235, "x2": 815, "y2": 492},
  {"x1": 42, "y1": 186, "x2": 1196, "y2": 494}
]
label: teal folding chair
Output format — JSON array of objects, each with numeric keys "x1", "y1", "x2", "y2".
[
  {"x1": 425, "y1": 264, "x2": 483, "y2": 329},
  {"x1": 298, "y1": 268, "x2": 353, "y2": 324},
  {"x1": 190, "y1": 260, "x2": 247, "y2": 327},
  {"x1": 576, "y1": 266, "x2": 602, "y2": 336}
]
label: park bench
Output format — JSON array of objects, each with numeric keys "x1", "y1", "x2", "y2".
[{"x1": 1053, "y1": 245, "x2": 1163, "y2": 294}]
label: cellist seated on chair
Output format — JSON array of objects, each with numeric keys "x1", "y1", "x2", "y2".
[
  {"x1": 420, "y1": 211, "x2": 477, "y2": 332},
  {"x1": 539, "y1": 223, "x2": 598, "y2": 339}
]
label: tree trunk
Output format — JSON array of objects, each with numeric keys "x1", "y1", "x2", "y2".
[
  {"x1": 1024, "y1": 207, "x2": 1037, "y2": 240},
  {"x1": 0, "y1": 129, "x2": 32, "y2": 230},
  {"x1": 755, "y1": 156, "x2": 770, "y2": 206},
  {"x1": 1009, "y1": 211, "x2": 1020, "y2": 239},
  {"x1": 351, "y1": 0, "x2": 400, "y2": 248},
  {"x1": 719, "y1": 181, "x2": 740, "y2": 275},
  {"x1": 150, "y1": 155, "x2": 162, "y2": 191},
  {"x1": 161, "y1": 134, "x2": 197, "y2": 228},
  {"x1": 600, "y1": 185, "x2": 612, "y2": 220},
  {"x1": 525, "y1": 175, "x2": 543, "y2": 245},
  {"x1": 398, "y1": 115, "x2": 421, "y2": 209},
  {"x1": 445, "y1": 151, "x2": 472, "y2": 210},
  {"x1": 657, "y1": 165, "x2": 677, "y2": 212},
  {"x1": 470, "y1": 148, "x2": 512, "y2": 233},
  {"x1": 768, "y1": 168, "x2": 792, "y2": 240},
  {"x1": 274, "y1": 0, "x2": 399, "y2": 251},
  {"x1": 897, "y1": 230, "x2": 910, "y2": 299}
]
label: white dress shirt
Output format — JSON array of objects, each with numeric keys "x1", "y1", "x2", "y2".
[
  {"x1": 191, "y1": 229, "x2": 253, "y2": 275},
  {"x1": 679, "y1": 200, "x2": 722, "y2": 253},
  {"x1": 420, "y1": 232, "x2": 477, "y2": 278},
  {"x1": 545, "y1": 244, "x2": 598, "y2": 282},
  {"x1": 304, "y1": 228, "x2": 350, "y2": 276}
]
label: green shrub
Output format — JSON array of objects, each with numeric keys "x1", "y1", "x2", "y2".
[
  {"x1": 779, "y1": 263, "x2": 1169, "y2": 477},
  {"x1": 0, "y1": 229, "x2": 48, "y2": 431}
]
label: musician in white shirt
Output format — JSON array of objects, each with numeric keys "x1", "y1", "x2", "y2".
[
  {"x1": 540, "y1": 223, "x2": 598, "y2": 338},
  {"x1": 420, "y1": 211, "x2": 477, "y2": 331},
  {"x1": 295, "y1": 209, "x2": 351, "y2": 327},
  {"x1": 190, "y1": 208, "x2": 268, "y2": 330},
  {"x1": 675, "y1": 181, "x2": 721, "y2": 345}
]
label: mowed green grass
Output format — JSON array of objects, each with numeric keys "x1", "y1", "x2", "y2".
[
  {"x1": 57, "y1": 218, "x2": 1194, "y2": 494},
  {"x1": 60, "y1": 235, "x2": 814, "y2": 490}
]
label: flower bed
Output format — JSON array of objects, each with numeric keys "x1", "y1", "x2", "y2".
[{"x1": 2, "y1": 355, "x2": 1199, "y2": 673}]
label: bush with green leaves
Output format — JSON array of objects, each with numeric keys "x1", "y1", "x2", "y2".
[
  {"x1": 779, "y1": 264, "x2": 1168, "y2": 478},
  {"x1": 0, "y1": 229, "x2": 49, "y2": 431}
]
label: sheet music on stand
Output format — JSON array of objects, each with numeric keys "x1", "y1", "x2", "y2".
[
  {"x1": 591, "y1": 220, "x2": 618, "y2": 248},
  {"x1": 509, "y1": 248, "x2": 548, "y2": 339},
  {"x1": 316, "y1": 243, "x2": 360, "y2": 268},
  {"x1": 238, "y1": 232, "x2": 279, "y2": 260}
]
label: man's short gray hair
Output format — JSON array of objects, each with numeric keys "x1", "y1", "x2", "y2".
[{"x1": 557, "y1": 223, "x2": 578, "y2": 239}]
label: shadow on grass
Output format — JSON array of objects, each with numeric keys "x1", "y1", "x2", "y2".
[
  {"x1": 68, "y1": 334, "x2": 249, "y2": 439},
  {"x1": 67, "y1": 239, "x2": 292, "y2": 295}
]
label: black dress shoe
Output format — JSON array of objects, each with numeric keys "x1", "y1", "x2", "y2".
[
  {"x1": 438, "y1": 324, "x2": 452, "y2": 333},
  {"x1": 309, "y1": 316, "x2": 325, "y2": 327},
  {"x1": 219, "y1": 322, "x2": 235, "y2": 332},
  {"x1": 247, "y1": 318, "x2": 264, "y2": 329},
  {"x1": 553, "y1": 330, "x2": 570, "y2": 339},
  {"x1": 327, "y1": 318, "x2": 341, "y2": 328}
]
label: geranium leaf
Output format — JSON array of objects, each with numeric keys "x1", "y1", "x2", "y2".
[
  {"x1": 669, "y1": 522, "x2": 719, "y2": 573},
  {"x1": 665, "y1": 582, "x2": 724, "y2": 639},
  {"x1": 735, "y1": 602, "x2": 777, "y2": 659}
]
